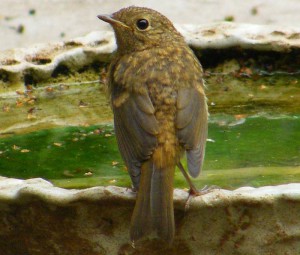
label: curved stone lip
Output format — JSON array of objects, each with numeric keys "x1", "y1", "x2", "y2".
[
  {"x1": 1, "y1": 176, "x2": 299, "y2": 206},
  {"x1": 177, "y1": 22, "x2": 300, "y2": 51},
  {"x1": 0, "y1": 23, "x2": 299, "y2": 204},
  {"x1": 0, "y1": 23, "x2": 299, "y2": 82}
]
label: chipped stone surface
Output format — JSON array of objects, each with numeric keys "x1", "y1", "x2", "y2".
[
  {"x1": 1, "y1": 0, "x2": 300, "y2": 51},
  {"x1": 178, "y1": 23, "x2": 300, "y2": 51},
  {"x1": 0, "y1": 177, "x2": 300, "y2": 254},
  {"x1": 0, "y1": 23, "x2": 299, "y2": 91},
  {"x1": 0, "y1": 31, "x2": 114, "y2": 91}
]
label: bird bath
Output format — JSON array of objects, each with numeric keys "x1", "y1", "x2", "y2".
[{"x1": 0, "y1": 23, "x2": 299, "y2": 254}]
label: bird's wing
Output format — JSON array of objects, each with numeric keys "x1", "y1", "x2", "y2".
[
  {"x1": 112, "y1": 91, "x2": 158, "y2": 189},
  {"x1": 176, "y1": 87, "x2": 208, "y2": 177}
]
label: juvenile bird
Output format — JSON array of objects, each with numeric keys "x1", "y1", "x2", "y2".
[{"x1": 98, "y1": 6, "x2": 208, "y2": 244}]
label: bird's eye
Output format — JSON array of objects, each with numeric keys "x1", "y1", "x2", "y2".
[{"x1": 136, "y1": 19, "x2": 149, "y2": 30}]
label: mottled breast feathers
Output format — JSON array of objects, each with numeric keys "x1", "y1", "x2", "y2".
[{"x1": 109, "y1": 45, "x2": 207, "y2": 188}]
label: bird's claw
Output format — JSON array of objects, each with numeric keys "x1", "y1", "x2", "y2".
[
  {"x1": 185, "y1": 185, "x2": 219, "y2": 211},
  {"x1": 189, "y1": 184, "x2": 219, "y2": 196}
]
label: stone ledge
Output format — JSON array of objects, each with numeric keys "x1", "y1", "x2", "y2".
[
  {"x1": 0, "y1": 23, "x2": 299, "y2": 88},
  {"x1": 178, "y1": 22, "x2": 300, "y2": 51},
  {"x1": 1, "y1": 176, "x2": 300, "y2": 205},
  {"x1": 0, "y1": 176, "x2": 300, "y2": 254}
]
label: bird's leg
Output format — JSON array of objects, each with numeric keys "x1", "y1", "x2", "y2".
[
  {"x1": 177, "y1": 162, "x2": 215, "y2": 195},
  {"x1": 177, "y1": 162, "x2": 199, "y2": 195},
  {"x1": 177, "y1": 162, "x2": 217, "y2": 210}
]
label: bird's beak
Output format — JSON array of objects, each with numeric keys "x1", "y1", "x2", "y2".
[{"x1": 97, "y1": 14, "x2": 130, "y2": 29}]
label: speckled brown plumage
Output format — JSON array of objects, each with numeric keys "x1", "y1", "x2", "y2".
[{"x1": 98, "y1": 6, "x2": 208, "y2": 244}]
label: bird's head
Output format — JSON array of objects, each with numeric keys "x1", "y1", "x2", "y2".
[{"x1": 98, "y1": 6, "x2": 184, "y2": 54}]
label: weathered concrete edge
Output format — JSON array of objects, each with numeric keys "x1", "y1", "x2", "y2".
[
  {"x1": 0, "y1": 22, "x2": 299, "y2": 86},
  {"x1": 1, "y1": 177, "x2": 300, "y2": 254},
  {"x1": 178, "y1": 22, "x2": 300, "y2": 51},
  {"x1": 1, "y1": 176, "x2": 299, "y2": 207}
]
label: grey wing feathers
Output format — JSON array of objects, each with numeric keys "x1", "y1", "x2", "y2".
[
  {"x1": 176, "y1": 88, "x2": 208, "y2": 177},
  {"x1": 113, "y1": 93, "x2": 158, "y2": 189}
]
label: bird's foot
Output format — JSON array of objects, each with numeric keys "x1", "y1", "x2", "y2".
[
  {"x1": 126, "y1": 185, "x2": 138, "y2": 193},
  {"x1": 185, "y1": 185, "x2": 219, "y2": 211},
  {"x1": 189, "y1": 184, "x2": 219, "y2": 196}
]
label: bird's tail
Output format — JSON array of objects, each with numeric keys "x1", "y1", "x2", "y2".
[{"x1": 130, "y1": 158, "x2": 175, "y2": 243}]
